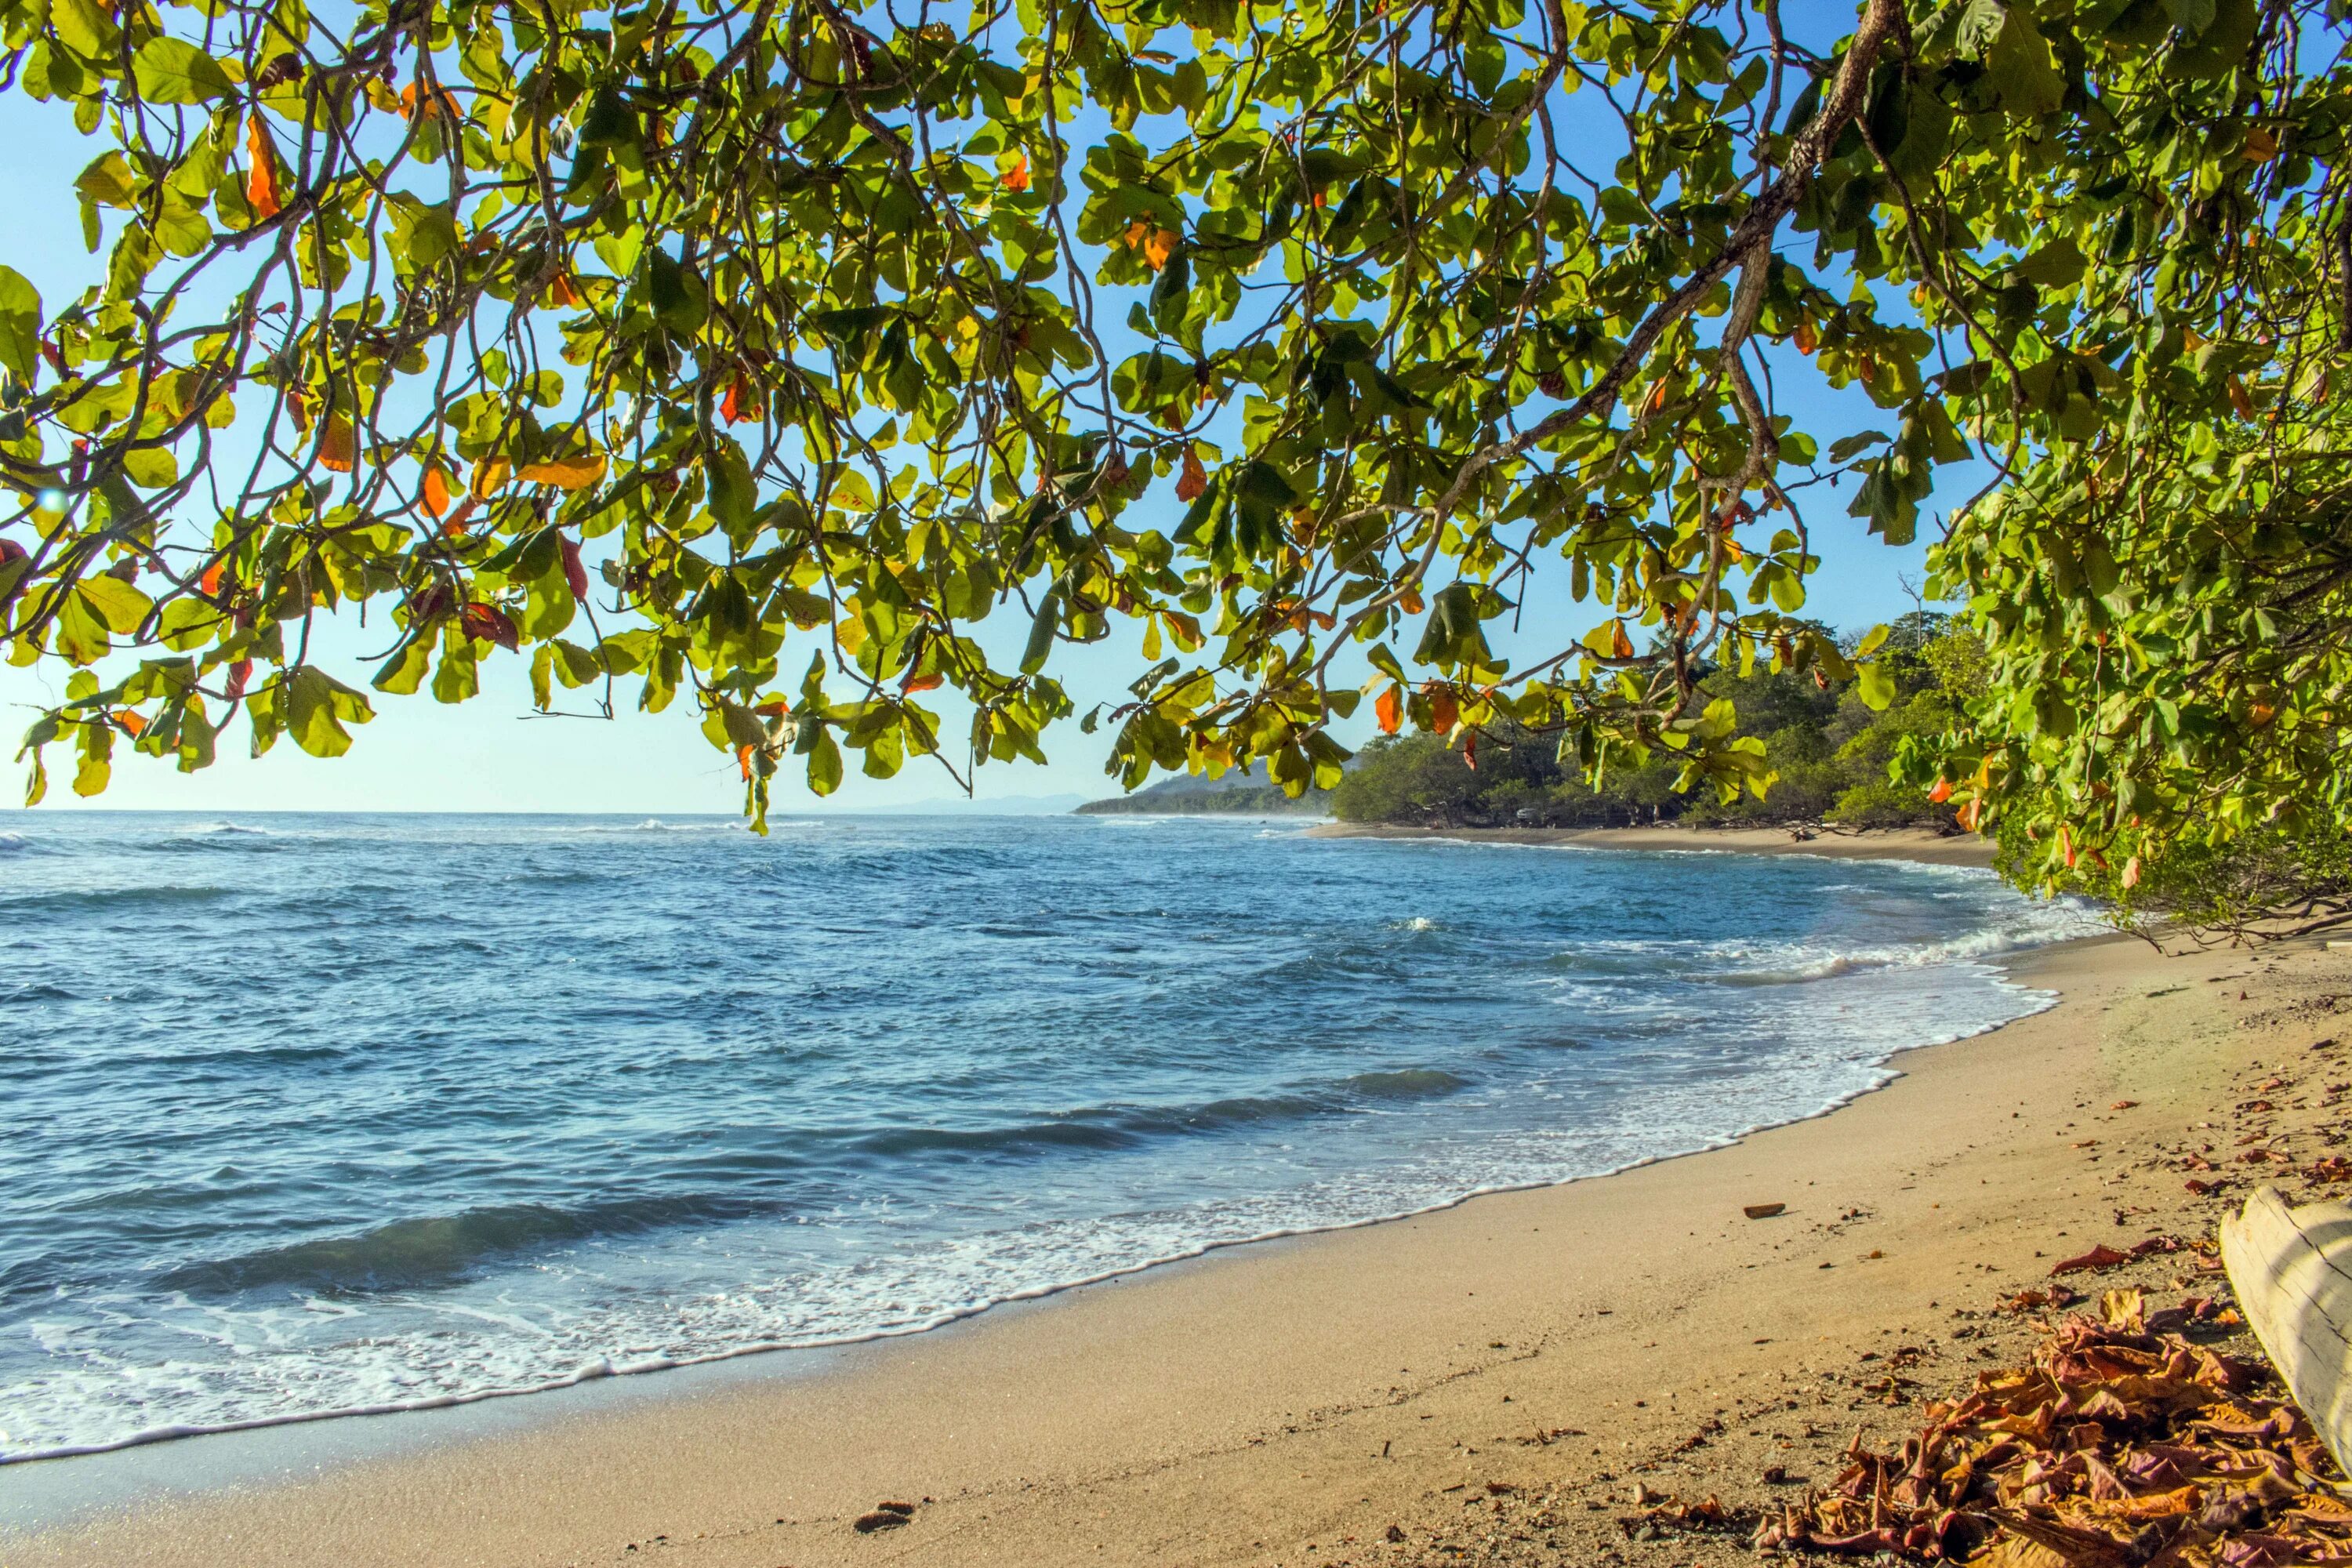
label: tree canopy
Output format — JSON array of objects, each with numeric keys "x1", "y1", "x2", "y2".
[{"x1": 1, "y1": 0, "x2": 2346, "y2": 876}]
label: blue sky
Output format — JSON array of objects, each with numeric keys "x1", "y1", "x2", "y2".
[{"x1": 0, "y1": 40, "x2": 1963, "y2": 818}]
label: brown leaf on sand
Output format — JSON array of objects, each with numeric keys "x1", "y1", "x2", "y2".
[
  {"x1": 1744, "y1": 1203, "x2": 1786, "y2": 1220},
  {"x1": 1748, "y1": 1294, "x2": 2345, "y2": 1568},
  {"x1": 2051, "y1": 1244, "x2": 2131, "y2": 1276},
  {"x1": 853, "y1": 1501, "x2": 916, "y2": 1532}
]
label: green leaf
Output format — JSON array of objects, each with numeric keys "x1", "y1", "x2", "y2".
[
  {"x1": 0, "y1": 267, "x2": 42, "y2": 386},
  {"x1": 78, "y1": 575, "x2": 154, "y2": 635},
  {"x1": 1856, "y1": 659, "x2": 1897, "y2": 711},
  {"x1": 285, "y1": 666, "x2": 372, "y2": 757},
  {"x1": 806, "y1": 726, "x2": 844, "y2": 795},
  {"x1": 133, "y1": 38, "x2": 235, "y2": 104}
]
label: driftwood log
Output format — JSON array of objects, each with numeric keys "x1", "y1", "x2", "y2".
[{"x1": 2220, "y1": 1184, "x2": 2352, "y2": 1478}]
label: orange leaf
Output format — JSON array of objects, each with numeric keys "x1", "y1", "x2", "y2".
[
  {"x1": 1958, "y1": 798, "x2": 1983, "y2": 833},
  {"x1": 199, "y1": 560, "x2": 226, "y2": 597},
  {"x1": 420, "y1": 466, "x2": 452, "y2": 518},
  {"x1": 1175, "y1": 445, "x2": 1207, "y2": 503},
  {"x1": 517, "y1": 454, "x2": 606, "y2": 490},
  {"x1": 1428, "y1": 685, "x2": 1458, "y2": 733},
  {"x1": 1399, "y1": 588, "x2": 1424, "y2": 615},
  {"x1": 2227, "y1": 379, "x2": 2255, "y2": 420},
  {"x1": 318, "y1": 416, "x2": 356, "y2": 473},
  {"x1": 1643, "y1": 380, "x2": 1668, "y2": 416},
  {"x1": 2244, "y1": 125, "x2": 2278, "y2": 163},
  {"x1": 440, "y1": 495, "x2": 478, "y2": 537},
  {"x1": 737, "y1": 743, "x2": 755, "y2": 781},
  {"x1": 1610, "y1": 619, "x2": 1635, "y2": 659},
  {"x1": 1461, "y1": 731, "x2": 1477, "y2": 770},
  {"x1": 245, "y1": 114, "x2": 282, "y2": 220},
  {"x1": 753, "y1": 698, "x2": 791, "y2": 718},
  {"x1": 1793, "y1": 318, "x2": 1817, "y2": 355},
  {"x1": 115, "y1": 709, "x2": 147, "y2": 738},
  {"x1": 1927, "y1": 777, "x2": 1952, "y2": 804},
  {"x1": 1123, "y1": 219, "x2": 1152, "y2": 251},
  {"x1": 1001, "y1": 154, "x2": 1031, "y2": 192},
  {"x1": 902, "y1": 670, "x2": 944, "y2": 693},
  {"x1": 1144, "y1": 227, "x2": 1179, "y2": 270},
  {"x1": 721, "y1": 376, "x2": 757, "y2": 425},
  {"x1": 545, "y1": 272, "x2": 583, "y2": 309},
  {"x1": 1375, "y1": 683, "x2": 1403, "y2": 735},
  {"x1": 2060, "y1": 824, "x2": 2078, "y2": 869}
]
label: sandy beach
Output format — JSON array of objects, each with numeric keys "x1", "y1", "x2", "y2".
[
  {"x1": 9, "y1": 854, "x2": 2345, "y2": 1568},
  {"x1": 1306, "y1": 822, "x2": 1999, "y2": 867}
]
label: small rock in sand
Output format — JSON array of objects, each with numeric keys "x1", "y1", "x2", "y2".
[{"x1": 1743, "y1": 1203, "x2": 1786, "y2": 1220}]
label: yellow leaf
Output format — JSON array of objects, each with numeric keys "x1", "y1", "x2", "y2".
[
  {"x1": 318, "y1": 416, "x2": 355, "y2": 473},
  {"x1": 1144, "y1": 227, "x2": 1179, "y2": 270},
  {"x1": 517, "y1": 454, "x2": 607, "y2": 490},
  {"x1": 471, "y1": 458, "x2": 512, "y2": 498}
]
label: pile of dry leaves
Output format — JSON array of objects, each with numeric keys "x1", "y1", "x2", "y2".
[{"x1": 1734, "y1": 1290, "x2": 2351, "y2": 1565}]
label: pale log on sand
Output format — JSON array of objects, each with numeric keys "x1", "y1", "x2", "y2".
[{"x1": 2221, "y1": 1185, "x2": 2352, "y2": 1477}]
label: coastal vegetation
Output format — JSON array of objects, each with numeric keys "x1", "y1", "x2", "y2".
[
  {"x1": 1330, "y1": 613, "x2": 1973, "y2": 830},
  {"x1": 0, "y1": 0, "x2": 2347, "y2": 918}
]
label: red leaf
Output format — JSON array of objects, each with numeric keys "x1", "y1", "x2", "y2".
[
  {"x1": 459, "y1": 601, "x2": 520, "y2": 652},
  {"x1": 1375, "y1": 683, "x2": 1403, "y2": 735},
  {"x1": 226, "y1": 659, "x2": 252, "y2": 699},
  {"x1": 1462, "y1": 731, "x2": 1477, "y2": 770},
  {"x1": 560, "y1": 535, "x2": 589, "y2": 600},
  {"x1": 1927, "y1": 778, "x2": 1952, "y2": 804},
  {"x1": 902, "y1": 671, "x2": 944, "y2": 693},
  {"x1": 199, "y1": 560, "x2": 226, "y2": 597}
]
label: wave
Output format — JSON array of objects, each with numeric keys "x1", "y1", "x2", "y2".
[
  {"x1": 0, "y1": 988, "x2": 2067, "y2": 1470},
  {"x1": 0, "y1": 982, "x2": 78, "y2": 1006},
  {"x1": 0, "y1": 884, "x2": 231, "y2": 913},
  {"x1": 149, "y1": 1196, "x2": 769, "y2": 1296},
  {"x1": 0, "y1": 832, "x2": 29, "y2": 853}
]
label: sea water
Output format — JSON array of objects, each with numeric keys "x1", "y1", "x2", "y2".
[{"x1": 0, "y1": 812, "x2": 2096, "y2": 1459}]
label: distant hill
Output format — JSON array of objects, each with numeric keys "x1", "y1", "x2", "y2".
[{"x1": 1076, "y1": 766, "x2": 1330, "y2": 817}]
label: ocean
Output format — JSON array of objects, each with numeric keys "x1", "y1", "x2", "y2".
[{"x1": 0, "y1": 812, "x2": 2096, "y2": 1461}]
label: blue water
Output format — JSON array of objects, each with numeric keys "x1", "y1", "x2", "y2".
[{"x1": 0, "y1": 812, "x2": 2094, "y2": 1460}]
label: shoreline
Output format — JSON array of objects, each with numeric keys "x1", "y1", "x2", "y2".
[
  {"x1": 1306, "y1": 820, "x2": 1997, "y2": 866},
  {"x1": 13, "y1": 927, "x2": 2343, "y2": 1566},
  {"x1": 0, "y1": 929, "x2": 2073, "y2": 1480}
]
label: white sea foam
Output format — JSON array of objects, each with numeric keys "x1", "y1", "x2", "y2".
[{"x1": 0, "y1": 824, "x2": 2102, "y2": 1464}]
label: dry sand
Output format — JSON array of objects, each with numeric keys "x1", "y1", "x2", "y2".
[
  {"x1": 1308, "y1": 822, "x2": 1998, "y2": 867},
  {"x1": 9, "y1": 867, "x2": 2349, "y2": 1568}
]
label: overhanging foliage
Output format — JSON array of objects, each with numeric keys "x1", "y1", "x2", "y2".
[{"x1": 0, "y1": 0, "x2": 2340, "y2": 840}]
